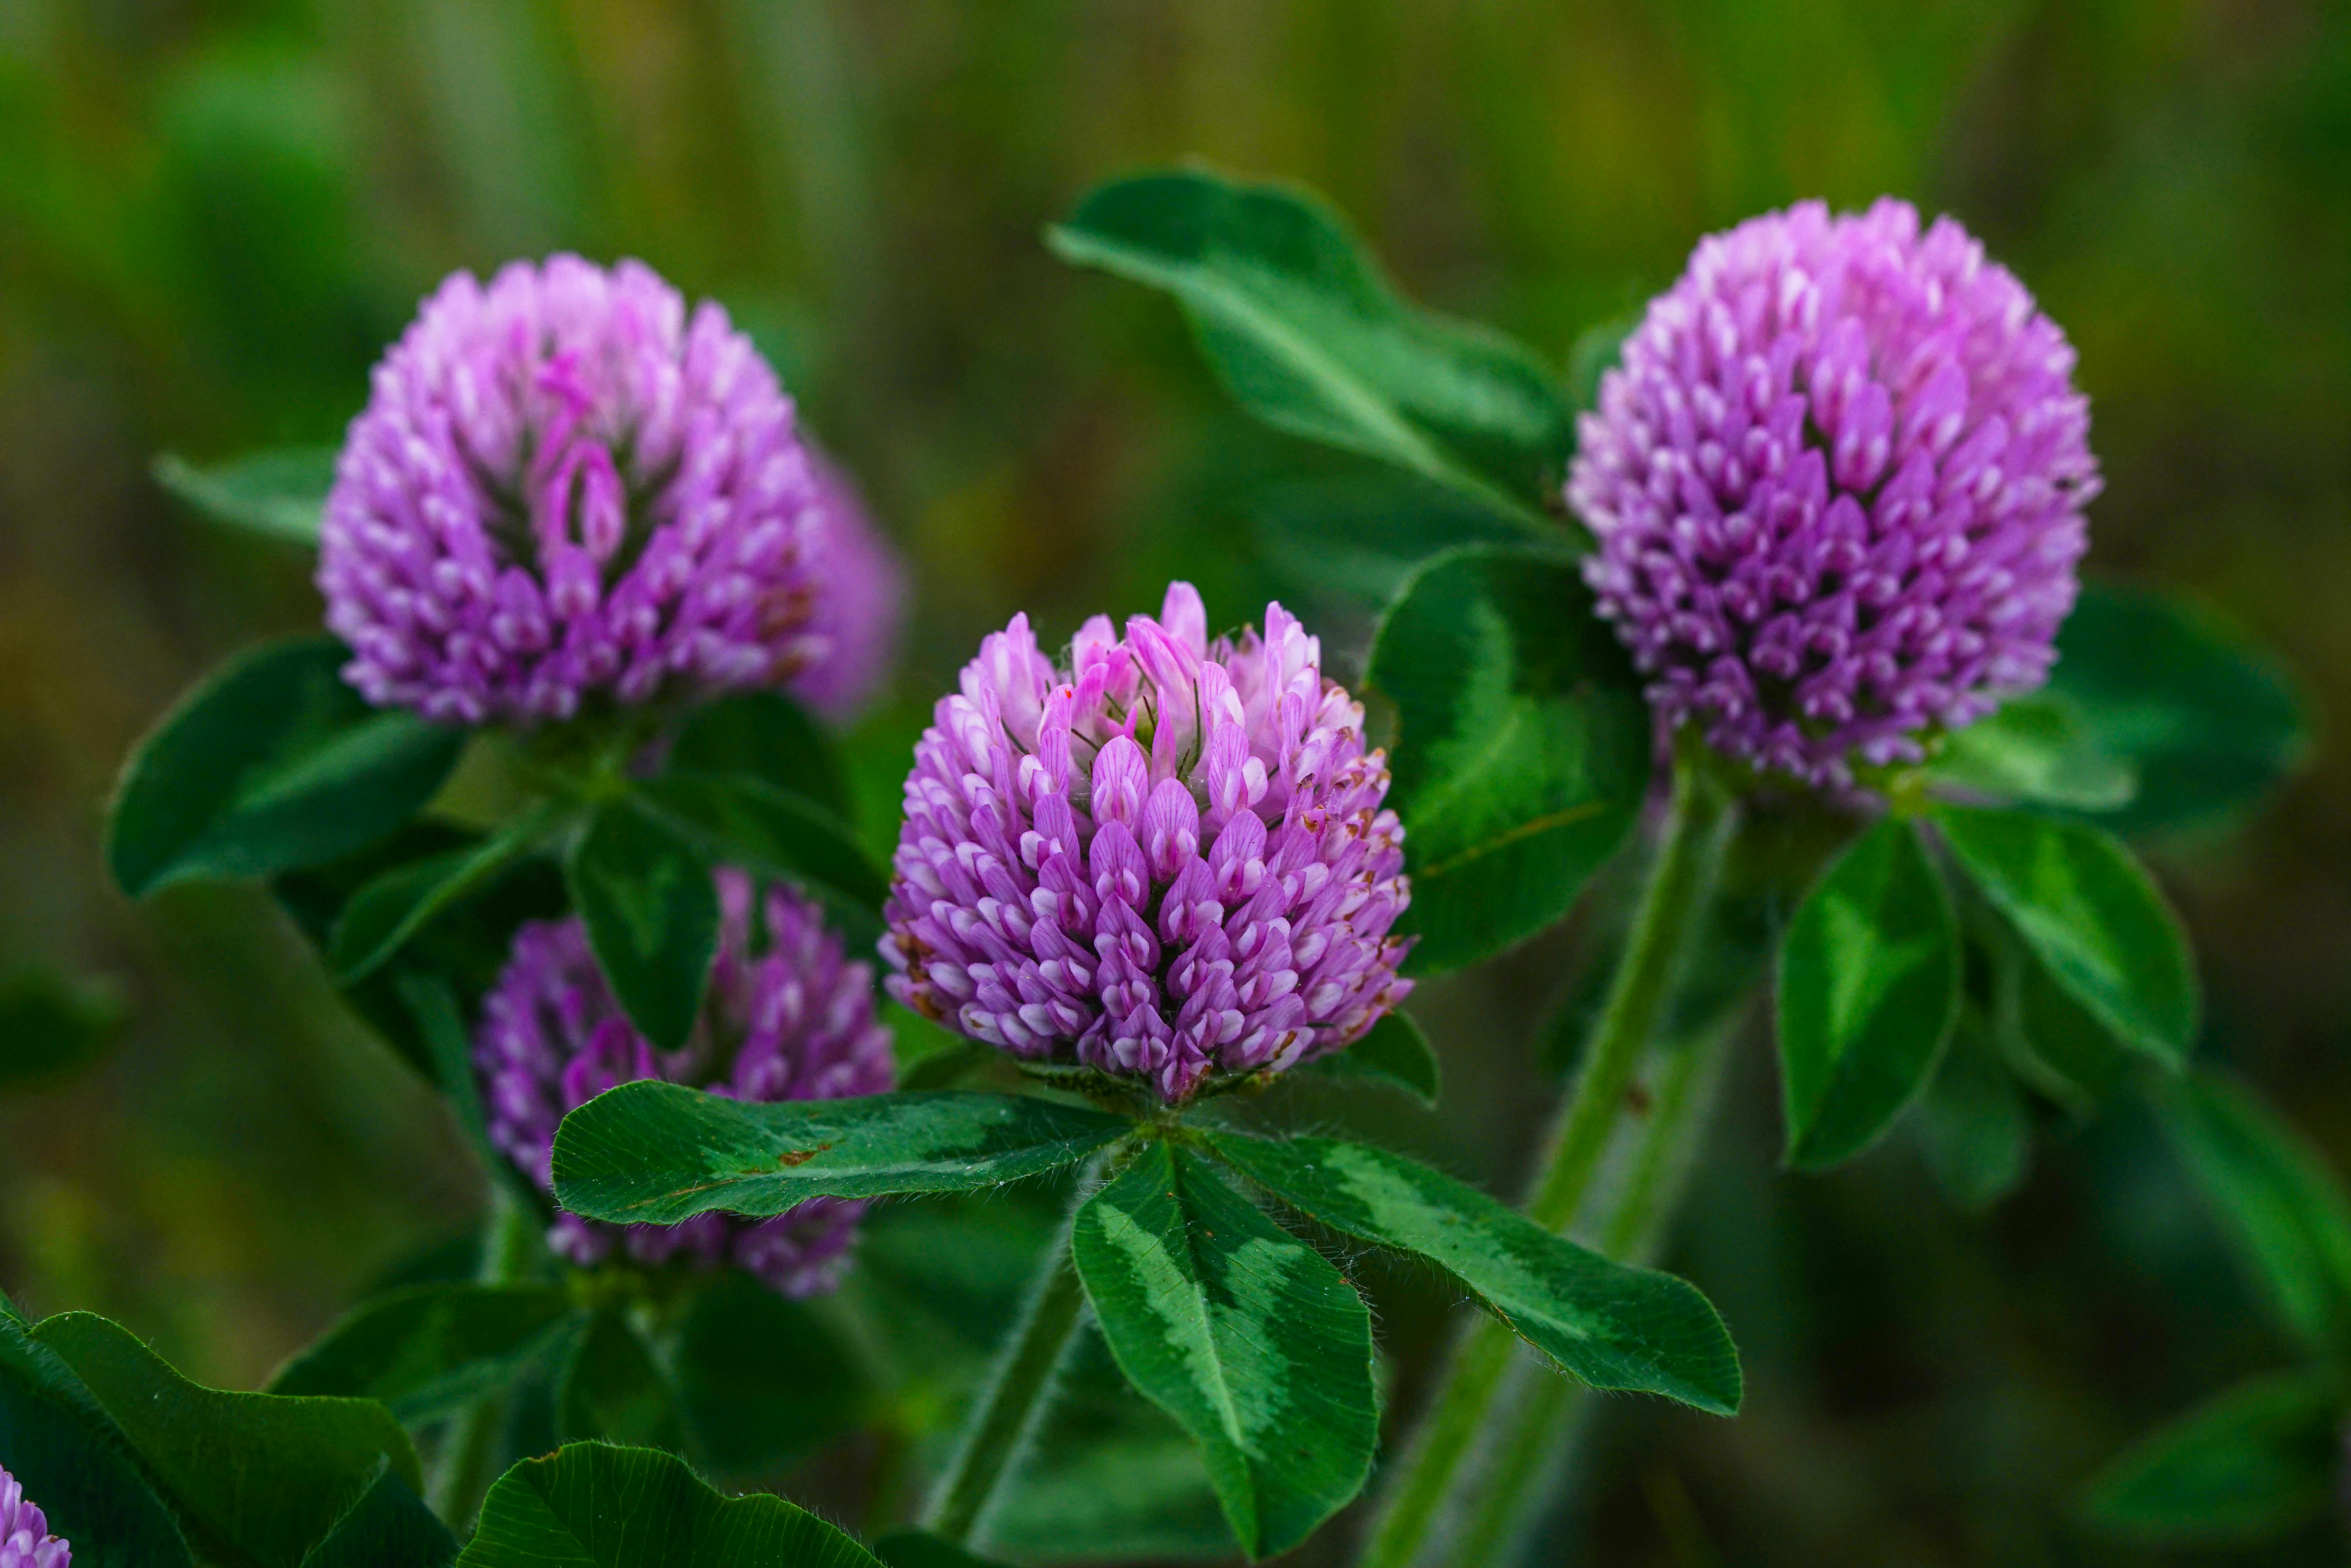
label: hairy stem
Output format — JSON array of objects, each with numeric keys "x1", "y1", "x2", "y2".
[
  {"x1": 427, "y1": 1186, "x2": 539, "y2": 1528},
  {"x1": 921, "y1": 1208, "x2": 1089, "y2": 1545},
  {"x1": 1358, "y1": 756, "x2": 1734, "y2": 1568}
]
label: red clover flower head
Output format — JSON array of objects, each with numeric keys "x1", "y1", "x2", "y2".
[
  {"x1": 1569, "y1": 198, "x2": 2097, "y2": 789},
  {"x1": 882, "y1": 583, "x2": 1413, "y2": 1103},
  {"x1": 475, "y1": 870, "x2": 893, "y2": 1296},
  {"x1": 0, "y1": 1470, "x2": 67, "y2": 1568},
  {"x1": 320, "y1": 256, "x2": 894, "y2": 725}
]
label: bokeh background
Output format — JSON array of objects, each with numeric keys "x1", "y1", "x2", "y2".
[{"x1": 2, "y1": 1, "x2": 2347, "y2": 1563}]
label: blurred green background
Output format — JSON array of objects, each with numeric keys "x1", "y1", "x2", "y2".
[{"x1": 2, "y1": 0, "x2": 2347, "y2": 1562}]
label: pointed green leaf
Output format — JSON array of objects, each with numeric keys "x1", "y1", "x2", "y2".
[
  {"x1": 566, "y1": 796, "x2": 719, "y2": 1051},
  {"x1": 268, "y1": 1284, "x2": 582, "y2": 1426},
  {"x1": 1928, "y1": 693, "x2": 2138, "y2": 812},
  {"x1": 1049, "y1": 170, "x2": 1572, "y2": 529},
  {"x1": 554, "y1": 1086, "x2": 1130, "y2": 1223},
  {"x1": 2159, "y1": 1072, "x2": 2351, "y2": 1356},
  {"x1": 32, "y1": 1311, "x2": 425, "y2": 1568},
  {"x1": 1916, "y1": 1012, "x2": 2032, "y2": 1212},
  {"x1": 1071, "y1": 1143, "x2": 1377, "y2": 1559},
  {"x1": 1776, "y1": 817, "x2": 1961, "y2": 1171},
  {"x1": 459, "y1": 1443, "x2": 884, "y2": 1567},
  {"x1": 294, "y1": 1461, "x2": 458, "y2": 1568},
  {"x1": 667, "y1": 690, "x2": 850, "y2": 817},
  {"x1": 0, "y1": 965, "x2": 126, "y2": 1089},
  {"x1": 108, "y1": 637, "x2": 464, "y2": 896},
  {"x1": 2050, "y1": 584, "x2": 2308, "y2": 837},
  {"x1": 2080, "y1": 1371, "x2": 2343, "y2": 1544},
  {"x1": 638, "y1": 770, "x2": 888, "y2": 914},
  {"x1": 1306, "y1": 1012, "x2": 1440, "y2": 1105},
  {"x1": 154, "y1": 447, "x2": 335, "y2": 546},
  {"x1": 1931, "y1": 804, "x2": 2199, "y2": 1067},
  {"x1": 332, "y1": 804, "x2": 560, "y2": 982},
  {"x1": 1367, "y1": 545, "x2": 1648, "y2": 974},
  {"x1": 1209, "y1": 1133, "x2": 1739, "y2": 1414}
]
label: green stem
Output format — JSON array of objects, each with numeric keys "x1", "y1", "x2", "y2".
[
  {"x1": 1357, "y1": 756, "x2": 1733, "y2": 1568},
  {"x1": 1441, "y1": 1005, "x2": 1744, "y2": 1568},
  {"x1": 920, "y1": 1212, "x2": 1088, "y2": 1545},
  {"x1": 428, "y1": 1186, "x2": 538, "y2": 1528}
]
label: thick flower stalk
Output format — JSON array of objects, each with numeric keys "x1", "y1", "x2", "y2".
[
  {"x1": 320, "y1": 255, "x2": 897, "y2": 724},
  {"x1": 883, "y1": 582, "x2": 1412, "y2": 1102},
  {"x1": 1570, "y1": 198, "x2": 2097, "y2": 789},
  {"x1": 0, "y1": 1469, "x2": 67, "y2": 1568},
  {"x1": 475, "y1": 870, "x2": 893, "y2": 1295}
]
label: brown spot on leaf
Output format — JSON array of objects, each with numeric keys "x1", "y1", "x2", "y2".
[{"x1": 776, "y1": 1143, "x2": 834, "y2": 1168}]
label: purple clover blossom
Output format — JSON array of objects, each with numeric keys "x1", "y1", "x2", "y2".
[
  {"x1": 320, "y1": 255, "x2": 869, "y2": 726},
  {"x1": 475, "y1": 869, "x2": 893, "y2": 1296},
  {"x1": 882, "y1": 583, "x2": 1414, "y2": 1103},
  {"x1": 1568, "y1": 198, "x2": 2098, "y2": 789},
  {"x1": 0, "y1": 1468, "x2": 67, "y2": 1568}
]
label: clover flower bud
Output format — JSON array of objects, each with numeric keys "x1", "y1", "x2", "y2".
[
  {"x1": 0, "y1": 1469, "x2": 68, "y2": 1568},
  {"x1": 475, "y1": 871, "x2": 893, "y2": 1296},
  {"x1": 1568, "y1": 199, "x2": 2097, "y2": 789},
  {"x1": 320, "y1": 256, "x2": 897, "y2": 724},
  {"x1": 882, "y1": 583, "x2": 1413, "y2": 1103}
]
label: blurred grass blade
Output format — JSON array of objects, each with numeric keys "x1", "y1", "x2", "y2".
[
  {"x1": 1071, "y1": 1142, "x2": 1378, "y2": 1559},
  {"x1": 1210, "y1": 1133, "x2": 1741, "y2": 1414},
  {"x1": 0, "y1": 965, "x2": 127, "y2": 1090},
  {"x1": 1776, "y1": 816, "x2": 1961, "y2": 1171},
  {"x1": 154, "y1": 447, "x2": 336, "y2": 547},
  {"x1": 2159, "y1": 1072, "x2": 2351, "y2": 1356},
  {"x1": 554, "y1": 1085, "x2": 1130, "y2": 1222},
  {"x1": 1368, "y1": 545, "x2": 1649, "y2": 974},
  {"x1": 2079, "y1": 1371, "x2": 2343, "y2": 1544},
  {"x1": 2049, "y1": 585, "x2": 2309, "y2": 838},
  {"x1": 1049, "y1": 169, "x2": 1573, "y2": 532}
]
